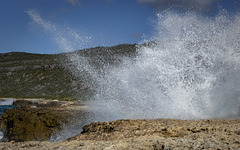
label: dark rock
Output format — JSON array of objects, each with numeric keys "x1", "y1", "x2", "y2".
[
  {"x1": 12, "y1": 99, "x2": 83, "y2": 108},
  {"x1": 12, "y1": 100, "x2": 37, "y2": 107},
  {"x1": 13, "y1": 100, "x2": 62, "y2": 107},
  {"x1": 0, "y1": 106, "x2": 69, "y2": 142}
]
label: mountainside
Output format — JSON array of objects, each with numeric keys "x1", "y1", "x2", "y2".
[{"x1": 0, "y1": 44, "x2": 137, "y2": 101}]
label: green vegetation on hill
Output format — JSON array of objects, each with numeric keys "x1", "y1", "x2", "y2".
[{"x1": 0, "y1": 44, "x2": 137, "y2": 101}]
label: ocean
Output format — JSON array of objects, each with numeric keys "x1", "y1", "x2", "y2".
[
  {"x1": 0, "y1": 98, "x2": 17, "y2": 140},
  {"x1": 0, "y1": 99, "x2": 16, "y2": 116},
  {"x1": 27, "y1": 10, "x2": 240, "y2": 121}
]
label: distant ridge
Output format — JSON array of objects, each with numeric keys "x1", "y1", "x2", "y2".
[{"x1": 0, "y1": 44, "x2": 137, "y2": 101}]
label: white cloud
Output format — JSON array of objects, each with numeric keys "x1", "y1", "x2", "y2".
[
  {"x1": 137, "y1": 0, "x2": 219, "y2": 11},
  {"x1": 66, "y1": 0, "x2": 81, "y2": 7},
  {"x1": 25, "y1": 9, "x2": 56, "y2": 31},
  {"x1": 26, "y1": 9, "x2": 92, "y2": 52},
  {"x1": 132, "y1": 33, "x2": 144, "y2": 38}
]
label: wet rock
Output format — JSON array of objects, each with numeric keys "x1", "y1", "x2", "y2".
[
  {"x1": 12, "y1": 99, "x2": 81, "y2": 108},
  {"x1": 68, "y1": 119, "x2": 240, "y2": 149},
  {"x1": 13, "y1": 99, "x2": 61, "y2": 107},
  {"x1": 0, "y1": 119, "x2": 240, "y2": 149},
  {"x1": 0, "y1": 106, "x2": 69, "y2": 142}
]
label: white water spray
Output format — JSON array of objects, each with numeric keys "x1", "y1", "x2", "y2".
[
  {"x1": 26, "y1": 8, "x2": 240, "y2": 142},
  {"x1": 27, "y1": 9, "x2": 240, "y2": 123},
  {"x1": 0, "y1": 99, "x2": 14, "y2": 105},
  {"x1": 87, "y1": 12, "x2": 240, "y2": 120}
]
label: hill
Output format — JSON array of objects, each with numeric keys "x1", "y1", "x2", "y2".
[{"x1": 0, "y1": 44, "x2": 137, "y2": 101}]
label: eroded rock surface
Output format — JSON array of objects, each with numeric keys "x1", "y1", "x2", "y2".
[
  {"x1": 67, "y1": 119, "x2": 240, "y2": 149},
  {"x1": 0, "y1": 106, "x2": 69, "y2": 142},
  {"x1": 12, "y1": 99, "x2": 83, "y2": 107},
  {"x1": 0, "y1": 119, "x2": 239, "y2": 149}
]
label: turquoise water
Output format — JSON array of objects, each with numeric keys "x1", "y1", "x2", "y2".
[
  {"x1": 0, "y1": 99, "x2": 18, "y2": 140},
  {"x1": 0, "y1": 105, "x2": 17, "y2": 116},
  {"x1": 0, "y1": 99, "x2": 17, "y2": 116}
]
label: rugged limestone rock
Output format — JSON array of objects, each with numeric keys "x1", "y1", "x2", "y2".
[
  {"x1": 66, "y1": 119, "x2": 240, "y2": 149},
  {"x1": 12, "y1": 99, "x2": 83, "y2": 107},
  {"x1": 0, "y1": 118, "x2": 240, "y2": 149},
  {"x1": 0, "y1": 106, "x2": 69, "y2": 142},
  {"x1": 0, "y1": 119, "x2": 240, "y2": 150}
]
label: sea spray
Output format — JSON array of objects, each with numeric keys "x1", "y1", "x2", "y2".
[
  {"x1": 26, "y1": 9, "x2": 95, "y2": 141},
  {"x1": 26, "y1": 9, "x2": 98, "y2": 96},
  {"x1": 27, "y1": 9, "x2": 240, "y2": 120},
  {"x1": 26, "y1": 9, "x2": 92, "y2": 52},
  {"x1": 27, "y1": 9, "x2": 240, "y2": 140},
  {"x1": 26, "y1": 9, "x2": 122, "y2": 142},
  {"x1": 87, "y1": 12, "x2": 240, "y2": 120},
  {"x1": 0, "y1": 98, "x2": 14, "y2": 106}
]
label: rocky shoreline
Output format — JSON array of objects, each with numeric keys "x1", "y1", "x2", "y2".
[
  {"x1": 0, "y1": 98, "x2": 87, "y2": 142},
  {"x1": 0, "y1": 119, "x2": 239, "y2": 149},
  {"x1": 0, "y1": 99, "x2": 239, "y2": 149}
]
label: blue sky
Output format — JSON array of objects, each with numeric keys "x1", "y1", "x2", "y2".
[{"x1": 0, "y1": 0, "x2": 239, "y2": 54}]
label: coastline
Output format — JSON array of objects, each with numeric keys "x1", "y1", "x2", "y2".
[
  {"x1": 0, "y1": 118, "x2": 239, "y2": 149},
  {"x1": 0, "y1": 98, "x2": 88, "y2": 142},
  {"x1": 0, "y1": 98, "x2": 239, "y2": 149}
]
